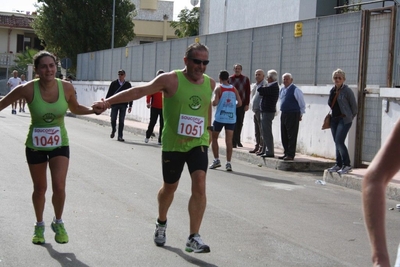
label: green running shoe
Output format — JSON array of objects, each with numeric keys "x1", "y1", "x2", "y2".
[
  {"x1": 32, "y1": 225, "x2": 45, "y2": 244},
  {"x1": 51, "y1": 222, "x2": 69, "y2": 244}
]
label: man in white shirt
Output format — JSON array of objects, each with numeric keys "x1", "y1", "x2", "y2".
[{"x1": 7, "y1": 70, "x2": 21, "y2": 114}]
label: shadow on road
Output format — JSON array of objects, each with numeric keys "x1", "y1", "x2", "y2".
[
  {"x1": 162, "y1": 246, "x2": 218, "y2": 267},
  {"x1": 41, "y1": 243, "x2": 89, "y2": 267}
]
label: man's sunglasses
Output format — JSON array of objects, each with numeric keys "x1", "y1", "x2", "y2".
[{"x1": 188, "y1": 58, "x2": 210, "y2": 66}]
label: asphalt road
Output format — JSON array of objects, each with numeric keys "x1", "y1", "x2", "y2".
[{"x1": 1, "y1": 107, "x2": 400, "y2": 267}]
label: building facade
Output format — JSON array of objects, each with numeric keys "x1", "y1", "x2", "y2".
[{"x1": 199, "y1": 0, "x2": 396, "y2": 35}]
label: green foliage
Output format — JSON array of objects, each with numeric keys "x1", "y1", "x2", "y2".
[
  {"x1": 32, "y1": 0, "x2": 136, "y2": 71},
  {"x1": 170, "y1": 7, "x2": 199, "y2": 38},
  {"x1": 341, "y1": 0, "x2": 362, "y2": 13},
  {"x1": 12, "y1": 48, "x2": 39, "y2": 75}
]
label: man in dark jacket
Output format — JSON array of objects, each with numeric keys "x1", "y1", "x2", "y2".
[
  {"x1": 106, "y1": 69, "x2": 133, "y2": 142},
  {"x1": 257, "y1": 69, "x2": 280, "y2": 158}
]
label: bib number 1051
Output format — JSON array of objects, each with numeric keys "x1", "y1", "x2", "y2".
[
  {"x1": 32, "y1": 127, "x2": 62, "y2": 148},
  {"x1": 177, "y1": 114, "x2": 204, "y2": 138}
]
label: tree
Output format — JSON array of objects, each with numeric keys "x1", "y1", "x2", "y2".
[
  {"x1": 12, "y1": 48, "x2": 39, "y2": 75},
  {"x1": 170, "y1": 7, "x2": 199, "y2": 38},
  {"x1": 32, "y1": 0, "x2": 136, "y2": 70}
]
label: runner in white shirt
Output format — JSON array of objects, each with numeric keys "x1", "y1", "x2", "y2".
[{"x1": 7, "y1": 70, "x2": 21, "y2": 114}]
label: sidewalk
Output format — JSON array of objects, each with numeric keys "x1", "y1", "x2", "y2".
[{"x1": 74, "y1": 113, "x2": 400, "y2": 201}]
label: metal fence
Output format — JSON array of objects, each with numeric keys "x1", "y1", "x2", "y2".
[{"x1": 78, "y1": 11, "x2": 385, "y2": 86}]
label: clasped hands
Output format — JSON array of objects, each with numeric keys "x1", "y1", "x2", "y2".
[{"x1": 92, "y1": 98, "x2": 111, "y2": 115}]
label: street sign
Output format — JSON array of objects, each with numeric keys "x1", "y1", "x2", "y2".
[{"x1": 61, "y1": 58, "x2": 72, "y2": 69}]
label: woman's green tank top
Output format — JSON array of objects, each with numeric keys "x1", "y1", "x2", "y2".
[{"x1": 25, "y1": 79, "x2": 69, "y2": 150}]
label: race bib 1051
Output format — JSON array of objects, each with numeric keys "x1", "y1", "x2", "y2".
[{"x1": 177, "y1": 114, "x2": 205, "y2": 138}]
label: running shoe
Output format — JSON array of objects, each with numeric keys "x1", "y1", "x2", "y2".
[
  {"x1": 153, "y1": 221, "x2": 167, "y2": 247},
  {"x1": 327, "y1": 164, "x2": 341, "y2": 172},
  {"x1": 32, "y1": 225, "x2": 45, "y2": 244},
  {"x1": 51, "y1": 222, "x2": 69, "y2": 244},
  {"x1": 226, "y1": 163, "x2": 232, "y2": 171},
  {"x1": 185, "y1": 234, "x2": 210, "y2": 253},
  {"x1": 209, "y1": 159, "x2": 221, "y2": 169}
]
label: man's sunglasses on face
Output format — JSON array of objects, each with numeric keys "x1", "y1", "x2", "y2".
[{"x1": 188, "y1": 58, "x2": 210, "y2": 66}]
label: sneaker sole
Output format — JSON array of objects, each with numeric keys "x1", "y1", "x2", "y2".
[
  {"x1": 185, "y1": 246, "x2": 211, "y2": 253},
  {"x1": 32, "y1": 239, "x2": 45, "y2": 244},
  {"x1": 51, "y1": 224, "x2": 69, "y2": 244},
  {"x1": 154, "y1": 240, "x2": 165, "y2": 247},
  {"x1": 209, "y1": 165, "x2": 221, "y2": 169}
]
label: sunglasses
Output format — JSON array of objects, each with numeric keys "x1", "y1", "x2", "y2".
[
  {"x1": 333, "y1": 76, "x2": 343, "y2": 80},
  {"x1": 188, "y1": 58, "x2": 210, "y2": 65}
]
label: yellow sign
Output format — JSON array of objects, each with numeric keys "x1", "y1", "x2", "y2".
[
  {"x1": 195, "y1": 37, "x2": 200, "y2": 43},
  {"x1": 294, "y1": 22, "x2": 303, "y2": 38}
]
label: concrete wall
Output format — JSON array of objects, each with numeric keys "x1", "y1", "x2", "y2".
[{"x1": 71, "y1": 81, "x2": 400, "y2": 162}]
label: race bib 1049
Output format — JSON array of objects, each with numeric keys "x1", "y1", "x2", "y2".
[
  {"x1": 32, "y1": 127, "x2": 62, "y2": 148},
  {"x1": 177, "y1": 114, "x2": 205, "y2": 138}
]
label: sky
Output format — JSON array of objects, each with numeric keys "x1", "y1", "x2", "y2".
[{"x1": 0, "y1": 0, "x2": 198, "y2": 20}]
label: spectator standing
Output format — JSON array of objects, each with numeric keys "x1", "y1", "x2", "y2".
[
  {"x1": 145, "y1": 70, "x2": 165, "y2": 145},
  {"x1": 105, "y1": 70, "x2": 133, "y2": 142},
  {"x1": 257, "y1": 70, "x2": 280, "y2": 158},
  {"x1": 279, "y1": 73, "x2": 306, "y2": 160},
  {"x1": 209, "y1": 70, "x2": 242, "y2": 171},
  {"x1": 249, "y1": 69, "x2": 267, "y2": 153},
  {"x1": 326, "y1": 69, "x2": 357, "y2": 174},
  {"x1": 7, "y1": 70, "x2": 21, "y2": 114},
  {"x1": 228, "y1": 64, "x2": 250, "y2": 148}
]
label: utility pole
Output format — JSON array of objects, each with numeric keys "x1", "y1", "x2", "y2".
[{"x1": 111, "y1": 0, "x2": 115, "y2": 49}]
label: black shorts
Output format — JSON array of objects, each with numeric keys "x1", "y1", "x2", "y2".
[
  {"x1": 25, "y1": 146, "x2": 70, "y2": 164},
  {"x1": 162, "y1": 146, "x2": 208, "y2": 184},
  {"x1": 212, "y1": 121, "x2": 235, "y2": 132}
]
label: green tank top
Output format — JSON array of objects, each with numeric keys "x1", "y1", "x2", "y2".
[
  {"x1": 162, "y1": 70, "x2": 212, "y2": 152},
  {"x1": 25, "y1": 79, "x2": 69, "y2": 150}
]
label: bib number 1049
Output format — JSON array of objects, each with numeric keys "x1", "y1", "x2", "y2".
[
  {"x1": 177, "y1": 114, "x2": 204, "y2": 138},
  {"x1": 32, "y1": 127, "x2": 62, "y2": 148}
]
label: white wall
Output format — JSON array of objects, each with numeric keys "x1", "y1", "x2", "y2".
[
  {"x1": 75, "y1": 81, "x2": 397, "y2": 161},
  {"x1": 207, "y1": 0, "x2": 310, "y2": 34}
]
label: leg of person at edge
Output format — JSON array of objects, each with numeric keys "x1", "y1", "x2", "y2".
[
  {"x1": 92, "y1": 43, "x2": 215, "y2": 253},
  {"x1": 228, "y1": 63, "x2": 250, "y2": 148}
]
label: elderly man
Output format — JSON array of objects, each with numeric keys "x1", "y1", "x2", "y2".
[
  {"x1": 249, "y1": 69, "x2": 267, "y2": 153},
  {"x1": 257, "y1": 70, "x2": 280, "y2": 158},
  {"x1": 279, "y1": 73, "x2": 306, "y2": 160}
]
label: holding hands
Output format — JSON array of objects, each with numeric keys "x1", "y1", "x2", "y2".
[{"x1": 92, "y1": 98, "x2": 111, "y2": 115}]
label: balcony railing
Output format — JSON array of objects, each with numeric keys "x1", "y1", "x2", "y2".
[{"x1": 0, "y1": 53, "x2": 16, "y2": 67}]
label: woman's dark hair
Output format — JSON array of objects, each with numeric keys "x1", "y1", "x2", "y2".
[{"x1": 33, "y1": 51, "x2": 57, "y2": 69}]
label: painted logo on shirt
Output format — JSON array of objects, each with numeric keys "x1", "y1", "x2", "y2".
[
  {"x1": 43, "y1": 113, "x2": 56, "y2": 123},
  {"x1": 189, "y1": 95, "x2": 202, "y2": 110}
]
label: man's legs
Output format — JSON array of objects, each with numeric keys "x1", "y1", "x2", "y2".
[
  {"x1": 117, "y1": 106, "x2": 127, "y2": 139},
  {"x1": 254, "y1": 111, "x2": 263, "y2": 150},
  {"x1": 157, "y1": 181, "x2": 179, "y2": 222},
  {"x1": 146, "y1": 107, "x2": 159, "y2": 139},
  {"x1": 261, "y1": 112, "x2": 275, "y2": 155},
  {"x1": 280, "y1": 113, "x2": 288, "y2": 156},
  {"x1": 189, "y1": 170, "x2": 207, "y2": 235},
  {"x1": 233, "y1": 106, "x2": 245, "y2": 146},
  {"x1": 284, "y1": 112, "x2": 300, "y2": 158},
  {"x1": 225, "y1": 129, "x2": 234, "y2": 162},
  {"x1": 110, "y1": 107, "x2": 118, "y2": 138}
]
